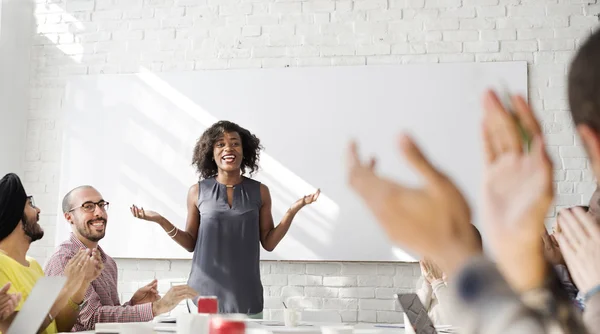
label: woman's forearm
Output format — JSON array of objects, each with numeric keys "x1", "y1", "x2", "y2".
[
  {"x1": 157, "y1": 217, "x2": 197, "y2": 252},
  {"x1": 264, "y1": 207, "x2": 301, "y2": 251}
]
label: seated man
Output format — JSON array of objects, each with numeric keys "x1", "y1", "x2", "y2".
[
  {"x1": 0, "y1": 173, "x2": 99, "y2": 334},
  {"x1": 45, "y1": 185, "x2": 198, "y2": 331}
]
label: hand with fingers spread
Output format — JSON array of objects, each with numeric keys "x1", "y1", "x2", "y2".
[
  {"x1": 130, "y1": 205, "x2": 162, "y2": 224},
  {"x1": 0, "y1": 283, "x2": 20, "y2": 321},
  {"x1": 151, "y1": 285, "x2": 198, "y2": 316},
  {"x1": 130, "y1": 279, "x2": 160, "y2": 306},
  {"x1": 347, "y1": 135, "x2": 481, "y2": 275},
  {"x1": 555, "y1": 207, "x2": 600, "y2": 296},
  {"x1": 481, "y1": 90, "x2": 553, "y2": 292},
  {"x1": 290, "y1": 189, "x2": 321, "y2": 212}
]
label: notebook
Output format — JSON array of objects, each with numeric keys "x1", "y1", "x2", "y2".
[{"x1": 6, "y1": 276, "x2": 67, "y2": 334}]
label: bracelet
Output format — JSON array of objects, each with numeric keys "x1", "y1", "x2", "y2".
[
  {"x1": 165, "y1": 226, "x2": 176, "y2": 235},
  {"x1": 47, "y1": 312, "x2": 54, "y2": 323},
  {"x1": 584, "y1": 284, "x2": 600, "y2": 302},
  {"x1": 169, "y1": 229, "x2": 178, "y2": 238}
]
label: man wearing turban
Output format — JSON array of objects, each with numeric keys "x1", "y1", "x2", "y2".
[{"x1": 0, "y1": 173, "x2": 102, "y2": 334}]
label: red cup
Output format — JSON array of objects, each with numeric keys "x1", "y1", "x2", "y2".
[
  {"x1": 209, "y1": 316, "x2": 245, "y2": 334},
  {"x1": 198, "y1": 296, "x2": 218, "y2": 314}
]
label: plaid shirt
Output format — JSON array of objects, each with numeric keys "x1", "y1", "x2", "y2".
[{"x1": 44, "y1": 233, "x2": 153, "y2": 331}]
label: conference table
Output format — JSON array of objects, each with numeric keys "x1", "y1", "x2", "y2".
[
  {"x1": 67, "y1": 319, "x2": 461, "y2": 334},
  {"x1": 67, "y1": 320, "x2": 417, "y2": 334}
]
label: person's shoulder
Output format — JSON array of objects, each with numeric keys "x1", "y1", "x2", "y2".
[
  {"x1": 0, "y1": 252, "x2": 17, "y2": 270},
  {"x1": 257, "y1": 181, "x2": 270, "y2": 200},
  {"x1": 199, "y1": 177, "x2": 216, "y2": 185},
  {"x1": 25, "y1": 257, "x2": 45, "y2": 276},
  {"x1": 243, "y1": 175, "x2": 258, "y2": 183},
  {"x1": 241, "y1": 177, "x2": 264, "y2": 195},
  {"x1": 250, "y1": 178, "x2": 267, "y2": 193},
  {"x1": 44, "y1": 241, "x2": 79, "y2": 273},
  {"x1": 48, "y1": 240, "x2": 78, "y2": 261},
  {"x1": 0, "y1": 251, "x2": 11, "y2": 263}
]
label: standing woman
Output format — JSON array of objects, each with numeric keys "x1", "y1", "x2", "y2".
[{"x1": 131, "y1": 121, "x2": 319, "y2": 317}]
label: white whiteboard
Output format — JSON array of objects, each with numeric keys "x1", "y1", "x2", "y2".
[{"x1": 56, "y1": 62, "x2": 527, "y2": 262}]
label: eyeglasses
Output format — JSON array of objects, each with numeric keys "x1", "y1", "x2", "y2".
[
  {"x1": 68, "y1": 201, "x2": 110, "y2": 213},
  {"x1": 27, "y1": 196, "x2": 36, "y2": 208}
]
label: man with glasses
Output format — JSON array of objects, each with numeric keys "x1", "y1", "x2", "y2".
[{"x1": 45, "y1": 185, "x2": 198, "y2": 331}]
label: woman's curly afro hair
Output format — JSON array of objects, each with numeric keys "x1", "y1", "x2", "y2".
[{"x1": 192, "y1": 121, "x2": 263, "y2": 179}]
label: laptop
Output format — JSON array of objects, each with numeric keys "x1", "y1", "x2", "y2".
[
  {"x1": 6, "y1": 276, "x2": 67, "y2": 334},
  {"x1": 395, "y1": 293, "x2": 437, "y2": 334}
]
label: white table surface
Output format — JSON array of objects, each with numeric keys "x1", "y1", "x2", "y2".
[{"x1": 68, "y1": 321, "x2": 410, "y2": 334}]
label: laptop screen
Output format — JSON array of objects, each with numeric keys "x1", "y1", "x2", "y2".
[{"x1": 396, "y1": 293, "x2": 437, "y2": 334}]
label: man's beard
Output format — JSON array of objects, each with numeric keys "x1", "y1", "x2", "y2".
[
  {"x1": 76, "y1": 218, "x2": 106, "y2": 242},
  {"x1": 22, "y1": 213, "x2": 44, "y2": 243}
]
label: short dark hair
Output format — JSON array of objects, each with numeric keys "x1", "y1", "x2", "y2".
[
  {"x1": 192, "y1": 121, "x2": 262, "y2": 179},
  {"x1": 62, "y1": 185, "x2": 94, "y2": 213},
  {"x1": 568, "y1": 29, "x2": 600, "y2": 133}
]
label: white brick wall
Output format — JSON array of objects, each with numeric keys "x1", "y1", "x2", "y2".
[
  {"x1": 23, "y1": 0, "x2": 600, "y2": 323},
  {"x1": 0, "y1": 0, "x2": 35, "y2": 177}
]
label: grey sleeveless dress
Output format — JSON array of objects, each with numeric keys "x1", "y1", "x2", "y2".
[{"x1": 187, "y1": 176, "x2": 264, "y2": 314}]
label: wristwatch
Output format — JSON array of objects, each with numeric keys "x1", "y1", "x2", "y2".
[{"x1": 68, "y1": 298, "x2": 87, "y2": 311}]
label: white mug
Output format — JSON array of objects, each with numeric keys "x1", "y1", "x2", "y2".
[
  {"x1": 177, "y1": 313, "x2": 210, "y2": 334},
  {"x1": 283, "y1": 309, "x2": 301, "y2": 327}
]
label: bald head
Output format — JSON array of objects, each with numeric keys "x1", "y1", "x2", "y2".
[
  {"x1": 62, "y1": 185, "x2": 96, "y2": 213},
  {"x1": 62, "y1": 185, "x2": 107, "y2": 245}
]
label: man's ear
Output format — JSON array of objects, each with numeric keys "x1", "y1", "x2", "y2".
[
  {"x1": 64, "y1": 212, "x2": 73, "y2": 225},
  {"x1": 577, "y1": 124, "x2": 600, "y2": 181}
]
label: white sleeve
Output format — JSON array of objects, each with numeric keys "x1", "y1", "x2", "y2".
[{"x1": 415, "y1": 276, "x2": 433, "y2": 311}]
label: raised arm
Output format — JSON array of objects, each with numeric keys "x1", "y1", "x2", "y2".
[
  {"x1": 131, "y1": 184, "x2": 200, "y2": 252},
  {"x1": 259, "y1": 184, "x2": 320, "y2": 252}
]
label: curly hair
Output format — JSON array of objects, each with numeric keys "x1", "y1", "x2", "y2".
[{"x1": 192, "y1": 121, "x2": 263, "y2": 179}]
